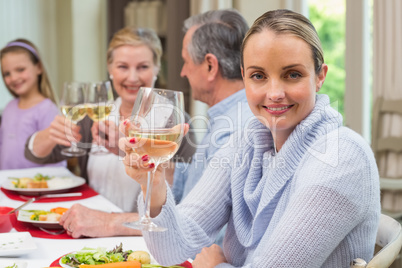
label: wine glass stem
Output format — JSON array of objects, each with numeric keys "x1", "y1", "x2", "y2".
[
  {"x1": 70, "y1": 141, "x2": 80, "y2": 152},
  {"x1": 143, "y1": 167, "x2": 157, "y2": 223}
]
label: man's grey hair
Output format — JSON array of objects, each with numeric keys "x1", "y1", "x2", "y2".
[{"x1": 183, "y1": 9, "x2": 249, "y2": 80}]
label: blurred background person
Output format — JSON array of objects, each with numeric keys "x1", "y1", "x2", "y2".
[
  {"x1": 0, "y1": 38, "x2": 65, "y2": 170},
  {"x1": 25, "y1": 27, "x2": 196, "y2": 216}
]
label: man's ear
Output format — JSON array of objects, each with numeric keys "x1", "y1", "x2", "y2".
[{"x1": 205, "y1": 53, "x2": 219, "y2": 80}]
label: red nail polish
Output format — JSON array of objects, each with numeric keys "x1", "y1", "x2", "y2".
[
  {"x1": 123, "y1": 119, "x2": 128, "y2": 125},
  {"x1": 142, "y1": 155, "x2": 149, "y2": 161},
  {"x1": 129, "y1": 138, "x2": 136, "y2": 144},
  {"x1": 148, "y1": 163, "x2": 155, "y2": 169}
]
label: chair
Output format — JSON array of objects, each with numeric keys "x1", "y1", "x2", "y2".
[
  {"x1": 351, "y1": 214, "x2": 402, "y2": 268},
  {"x1": 371, "y1": 97, "x2": 402, "y2": 217}
]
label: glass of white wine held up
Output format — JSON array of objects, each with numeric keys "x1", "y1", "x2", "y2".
[
  {"x1": 86, "y1": 81, "x2": 114, "y2": 155},
  {"x1": 124, "y1": 87, "x2": 185, "y2": 232},
  {"x1": 59, "y1": 81, "x2": 87, "y2": 157}
]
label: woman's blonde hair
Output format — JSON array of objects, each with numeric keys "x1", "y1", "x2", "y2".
[
  {"x1": 107, "y1": 27, "x2": 162, "y2": 68},
  {"x1": 0, "y1": 38, "x2": 56, "y2": 103},
  {"x1": 241, "y1": 9, "x2": 324, "y2": 74}
]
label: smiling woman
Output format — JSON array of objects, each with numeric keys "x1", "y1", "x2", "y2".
[
  {"x1": 121, "y1": 9, "x2": 381, "y2": 268},
  {"x1": 241, "y1": 26, "x2": 327, "y2": 151}
]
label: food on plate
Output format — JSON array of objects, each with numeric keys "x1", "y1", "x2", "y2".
[
  {"x1": 61, "y1": 243, "x2": 134, "y2": 267},
  {"x1": 10, "y1": 173, "x2": 50, "y2": 188},
  {"x1": 26, "y1": 207, "x2": 68, "y2": 222},
  {"x1": 78, "y1": 261, "x2": 141, "y2": 268},
  {"x1": 61, "y1": 243, "x2": 187, "y2": 268},
  {"x1": 127, "y1": 251, "x2": 151, "y2": 264}
]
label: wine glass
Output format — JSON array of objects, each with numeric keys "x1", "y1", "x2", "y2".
[
  {"x1": 86, "y1": 81, "x2": 114, "y2": 155},
  {"x1": 59, "y1": 81, "x2": 87, "y2": 157},
  {"x1": 124, "y1": 87, "x2": 185, "y2": 232}
]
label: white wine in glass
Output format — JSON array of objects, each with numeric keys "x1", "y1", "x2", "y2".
[
  {"x1": 59, "y1": 81, "x2": 87, "y2": 157},
  {"x1": 124, "y1": 87, "x2": 185, "y2": 232},
  {"x1": 86, "y1": 81, "x2": 114, "y2": 155}
]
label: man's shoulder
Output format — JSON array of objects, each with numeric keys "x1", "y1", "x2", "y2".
[{"x1": 214, "y1": 90, "x2": 253, "y2": 123}]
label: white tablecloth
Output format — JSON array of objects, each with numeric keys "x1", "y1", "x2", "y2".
[{"x1": 0, "y1": 167, "x2": 149, "y2": 268}]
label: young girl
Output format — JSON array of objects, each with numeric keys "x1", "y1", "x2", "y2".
[{"x1": 0, "y1": 39, "x2": 65, "y2": 169}]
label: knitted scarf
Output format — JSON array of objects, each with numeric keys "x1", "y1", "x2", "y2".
[{"x1": 231, "y1": 94, "x2": 343, "y2": 247}]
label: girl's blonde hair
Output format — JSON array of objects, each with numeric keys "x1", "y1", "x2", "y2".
[
  {"x1": 0, "y1": 38, "x2": 56, "y2": 103},
  {"x1": 107, "y1": 27, "x2": 162, "y2": 68}
]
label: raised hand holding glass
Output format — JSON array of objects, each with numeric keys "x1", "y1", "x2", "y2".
[
  {"x1": 86, "y1": 81, "x2": 114, "y2": 155},
  {"x1": 59, "y1": 82, "x2": 87, "y2": 157},
  {"x1": 124, "y1": 87, "x2": 185, "y2": 232}
]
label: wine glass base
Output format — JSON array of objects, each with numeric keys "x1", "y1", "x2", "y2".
[
  {"x1": 123, "y1": 220, "x2": 167, "y2": 232},
  {"x1": 61, "y1": 148, "x2": 86, "y2": 157}
]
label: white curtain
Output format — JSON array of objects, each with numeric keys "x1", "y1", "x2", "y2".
[
  {"x1": 190, "y1": 0, "x2": 233, "y2": 15},
  {"x1": 373, "y1": 0, "x2": 402, "y2": 178}
]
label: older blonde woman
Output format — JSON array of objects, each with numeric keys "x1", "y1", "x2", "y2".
[{"x1": 25, "y1": 27, "x2": 195, "y2": 238}]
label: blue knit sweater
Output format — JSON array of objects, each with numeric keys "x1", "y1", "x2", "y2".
[{"x1": 141, "y1": 94, "x2": 381, "y2": 268}]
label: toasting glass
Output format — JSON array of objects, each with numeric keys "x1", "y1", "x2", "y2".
[
  {"x1": 86, "y1": 81, "x2": 114, "y2": 155},
  {"x1": 59, "y1": 81, "x2": 87, "y2": 157},
  {"x1": 124, "y1": 87, "x2": 185, "y2": 232}
]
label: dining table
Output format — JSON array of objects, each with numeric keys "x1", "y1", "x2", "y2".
[{"x1": 0, "y1": 166, "x2": 152, "y2": 268}]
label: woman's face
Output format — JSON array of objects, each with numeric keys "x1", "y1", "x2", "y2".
[
  {"x1": 108, "y1": 44, "x2": 158, "y2": 105},
  {"x1": 242, "y1": 29, "x2": 327, "y2": 139},
  {"x1": 1, "y1": 51, "x2": 42, "y2": 97}
]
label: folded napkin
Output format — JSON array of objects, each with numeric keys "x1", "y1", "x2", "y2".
[{"x1": 1, "y1": 184, "x2": 98, "y2": 202}]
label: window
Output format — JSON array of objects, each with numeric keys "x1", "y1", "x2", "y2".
[{"x1": 308, "y1": 0, "x2": 346, "y2": 118}]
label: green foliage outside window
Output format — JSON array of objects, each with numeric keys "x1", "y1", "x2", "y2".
[{"x1": 309, "y1": 1, "x2": 346, "y2": 118}]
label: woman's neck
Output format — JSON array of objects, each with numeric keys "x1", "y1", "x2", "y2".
[
  {"x1": 271, "y1": 128, "x2": 294, "y2": 152},
  {"x1": 119, "y1": 99, "x2": 133, "y2": 120}
]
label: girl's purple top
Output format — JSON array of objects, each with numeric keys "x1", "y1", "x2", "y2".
[{"x1": 0, "y1": 98, "x2": 66, "y2": 169}]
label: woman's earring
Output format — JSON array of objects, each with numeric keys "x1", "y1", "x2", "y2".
[{"x1": 109, "y1": 74, "x2": 114, "y2": 80}]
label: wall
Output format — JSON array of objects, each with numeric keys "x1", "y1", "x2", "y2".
[
  {"x1": 0, "y1": 0, "x2": 107, "y2": 110},
  {"x1": 0, "y1": 0, "x2": 57, "y2": 110},
  {"x1": 55, "y1": 0, "x2": 108, "y2": 95}
]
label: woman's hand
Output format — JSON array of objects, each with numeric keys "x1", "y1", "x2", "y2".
[
  {"x1": 118, "y1": 134, "x2": 157, "y2": 185},
  {"x1": 118, "y1": 119, "x2": 190, "y2": 187},
  {"x1": 118, "y1": 119, "x2": 190, "y2": 217},
  {"x1": 91, "y1": 120, "x2": 120, "y2": 155},
  {"x1": 192, "y1": 244, "x2": 227, "y2": 268}
]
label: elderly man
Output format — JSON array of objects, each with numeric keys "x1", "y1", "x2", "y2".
[{"x1": 172, "y1": 9, "x2": 253, "y2": 205}]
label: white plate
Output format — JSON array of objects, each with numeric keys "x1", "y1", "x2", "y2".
[
  {"x1": 17, "y1": 210, "x2": 64, "y2": 229},
  {"x1": 1, "y1": 175, "x2": 85, "y2": 196},
  {"x1": 0, "y1": 232, "x2": 37, "y2": 257},
  {"x1": 0, "y1": 259, "x2": 27, "y2": 268},
  {"x1": 59, "y1": 257, "x2": 73, "y2": 268}
]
